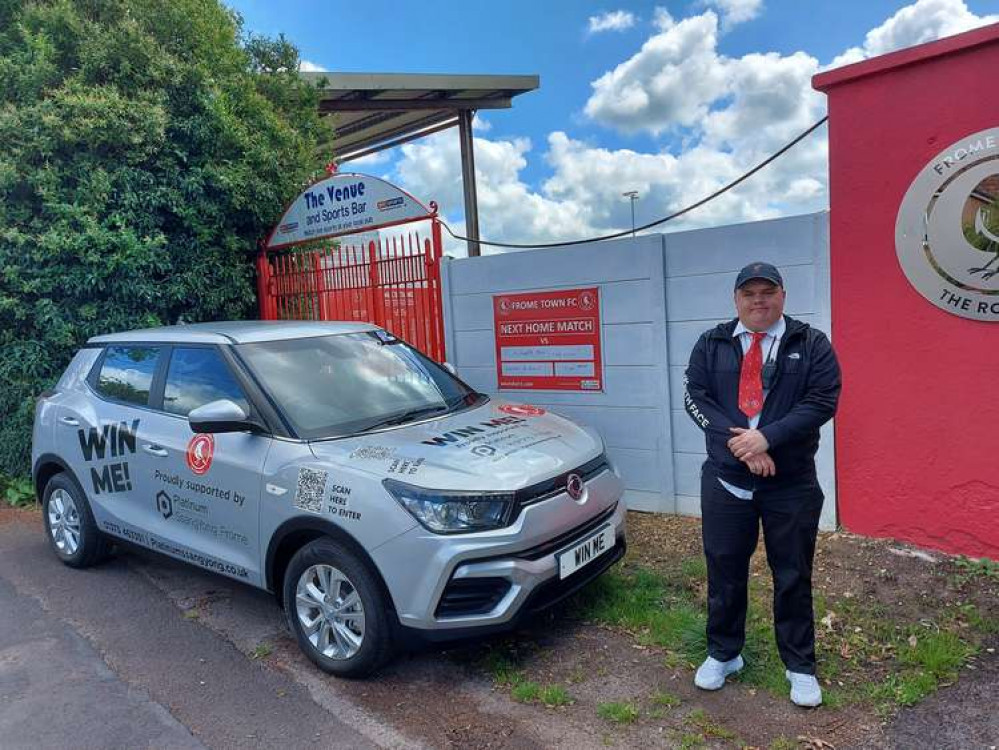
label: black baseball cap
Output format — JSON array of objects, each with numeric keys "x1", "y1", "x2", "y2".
[{"x1": 735, "y1": 262, "x2": 783, "y2": 290}]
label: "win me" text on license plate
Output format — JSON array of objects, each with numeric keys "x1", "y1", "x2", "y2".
[{"x1": 557, "y1": 524, "x2": 615, "y2": 580}]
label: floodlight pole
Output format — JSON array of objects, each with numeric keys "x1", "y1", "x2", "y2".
[
  {"x1": 623, "y1": 191, "x2": 639, "y2": 237},
  {"x1": 458, "y1": 109, "x2": 481, "y2": 257}
]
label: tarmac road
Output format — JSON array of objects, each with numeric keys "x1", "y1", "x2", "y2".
[
  {"x1": 0, "y1": 512, "x2": 414, "y2": 750},
  {"x1": 5, "y1": 507, "x2": 995, "y2": 750}
]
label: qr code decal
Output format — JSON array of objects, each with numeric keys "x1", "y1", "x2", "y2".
[{"x1": 294, "y1": 468, "x2": 328, "y2": 513}]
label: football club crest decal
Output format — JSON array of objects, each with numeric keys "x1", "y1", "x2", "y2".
[
  {"x1": 896, "y1": 126, "x2": 999, "y2": 321},
  {"x1": 186, "y1": 434, "x2": 214, "y2": 476}
]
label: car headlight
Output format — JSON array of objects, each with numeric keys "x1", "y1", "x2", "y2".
[{"x1": 383, "y1": 478, "x2": 516, "y2": 534}]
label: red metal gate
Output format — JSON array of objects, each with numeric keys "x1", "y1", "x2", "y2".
[{"x1": 256, "y1": 220, "x2": 446, "y2": 362}]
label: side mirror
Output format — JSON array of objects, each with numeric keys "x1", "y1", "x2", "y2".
[
  {"x1": 188, "y1": 399, "x2": 259, "y2": 434},
  {"x1": 442, "y1": 362, "x2": 458, "y2": 376}
]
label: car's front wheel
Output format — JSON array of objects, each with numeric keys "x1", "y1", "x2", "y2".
[
  {"x1": 42, "y1": 472, "x2": 113, "y2": 568},
  {"x1": 283, "y1": 538, "x2": 394, "y2": 677}
]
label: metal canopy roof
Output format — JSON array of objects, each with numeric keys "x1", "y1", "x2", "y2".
[
  {"x1": 300, "y1": 71, "x2": 539, "y2": 256},
  {"x1": 301, "y1": 72, "x2": 539, "y2": 161}
]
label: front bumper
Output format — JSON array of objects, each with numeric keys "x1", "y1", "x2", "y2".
[{"x1": 370, "y1": 468, "x2": 626, "y2": 633}]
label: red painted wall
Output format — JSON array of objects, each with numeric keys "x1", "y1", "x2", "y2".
[{"x1": 813, "y1": 25, "x2": 999, "y2": 559}]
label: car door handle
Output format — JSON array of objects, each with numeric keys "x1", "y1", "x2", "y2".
[
  {"x1": 142, "y1": 444, "x2": 169, "y2": 457},
  {"x1": 59, "y1": 417, "x2": 80, "y2": 427}
]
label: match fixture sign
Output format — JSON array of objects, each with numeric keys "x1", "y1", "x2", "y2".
[{"x1": 493, "y1": 288, "x2": 603, "y2": 391}]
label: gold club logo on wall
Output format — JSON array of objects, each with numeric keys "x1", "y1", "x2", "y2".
[{"x1": 895, "y1": 127, "x2": 999, "y2": 322}]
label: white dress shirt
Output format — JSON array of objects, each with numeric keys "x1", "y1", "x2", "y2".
[{"x1": 719, "y1": 316, "x2": 786, "y2": 499}]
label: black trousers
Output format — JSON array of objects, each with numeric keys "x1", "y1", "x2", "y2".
[{"x1": 700, "y1": 468, "x2": 824, "y2": 674}]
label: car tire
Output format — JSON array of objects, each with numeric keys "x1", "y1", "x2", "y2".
[
  {"x1": 42, "y1": 472, "x2": 113, "y2": 568},
  {"x1": 283, "y1": 538, "x2": 394, "y2": 678}
]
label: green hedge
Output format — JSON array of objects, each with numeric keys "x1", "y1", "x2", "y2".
[{"x1": 0, "y1": 0, "x2": 332, "y2": 474}]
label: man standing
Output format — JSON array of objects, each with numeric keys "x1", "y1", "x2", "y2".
[{"x1": 683, "y1": 262, "x2": 841, "y2": 707}]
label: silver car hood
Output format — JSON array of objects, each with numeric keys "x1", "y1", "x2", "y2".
[{"x1": 308, "y1": 399, "x2": 603, "y2": 492}]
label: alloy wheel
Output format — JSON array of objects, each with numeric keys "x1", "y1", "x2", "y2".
[
  {"x1": 48, "y1": 488, "x2": 81, "y2": 556},
  {"x1": 295, "y1": 564, "x2": 366, "y2": 660}
]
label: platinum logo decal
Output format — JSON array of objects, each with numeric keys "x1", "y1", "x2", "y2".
[{"x1": 895, "y1": 127, "x2": 999, "y2": 321}]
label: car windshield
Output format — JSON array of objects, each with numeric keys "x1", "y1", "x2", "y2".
[{"x1": 236, "y1": 332, "x2": 482, "y2": 439}]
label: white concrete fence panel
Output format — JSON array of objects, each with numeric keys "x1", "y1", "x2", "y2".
[
  {"x1": 439, "y1": 211, "x2": 835, "y2": 529},
  {"x1": 440, "y1": 235, "x2": 673, "y2": 513}
]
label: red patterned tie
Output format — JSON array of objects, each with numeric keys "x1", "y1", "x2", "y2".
[{"x1": 738, "y1": 332, "x2": 766, "y2": 418}]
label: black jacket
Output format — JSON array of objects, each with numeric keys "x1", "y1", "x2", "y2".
[{"x1": 683, "y1": 315, "x2": 841, "y2": 490}]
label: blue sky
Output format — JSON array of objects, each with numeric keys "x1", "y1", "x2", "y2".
[{"x1": 228, "y1": 0, "x2": 998, "y2": 252}]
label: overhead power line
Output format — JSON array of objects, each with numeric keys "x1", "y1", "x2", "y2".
[{"x1": 439, "y1": 116, "x2": 829, "y2": 251}]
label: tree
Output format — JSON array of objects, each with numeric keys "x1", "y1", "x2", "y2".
[{"x1": 0, "y1": 0, "x2": 333, "y2": 475}]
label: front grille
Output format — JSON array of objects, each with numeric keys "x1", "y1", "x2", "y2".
[
  {"x1": 512, "y1": 454, "x2": 610, "y2": 513},
  {"x1": 435, "y1": 577, "x2": 512, "y2": 618},
  {"x1": 515, "y1": 503, "x2": 618, "y2": 561}
]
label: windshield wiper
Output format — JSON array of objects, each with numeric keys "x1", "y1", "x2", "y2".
[
  {"x1": 446, "y1": 392, "x2": 485, "y2": 409},
  {"x1": 359, "y1": 405, "x2": 449, "y2": 432}
]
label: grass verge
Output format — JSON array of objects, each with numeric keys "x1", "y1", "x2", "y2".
[
  {"x1": 572, "y1": 557, "x2": 987, "y2": 713},
  {"x1": 250, "y1": 642, "x2": 273, "y2": 660},
  {"x1": 684, "y1": 708, "x2": 737, "y2": 740},
  {"x1": 481, "y1": 646, "x2": 574, "y2": 708},
  {"x1": 571, "y1": 567, "x2": 707, "y2": 667},
  {"x1": 597, "y1": 701, "x2": 640, "y2": 724},
  {"x1": 510, "y1": 680, "x2": 573, "y2": 707}
]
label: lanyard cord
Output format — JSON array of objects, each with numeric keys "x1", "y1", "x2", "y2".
[{"x1": 764, "y1": 334, "x2": 778, "y2": 363}]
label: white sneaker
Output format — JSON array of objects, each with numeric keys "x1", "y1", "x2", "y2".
[
  {"x1": 694, "y1": 655, "x2": 744, "y2": 690},
  {"x1": 786, "y1": 670, "x2": 823, "y2": 707}
]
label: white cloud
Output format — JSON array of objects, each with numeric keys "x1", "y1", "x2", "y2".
[
  {"x1": 543, "y1": 128, "x2": 826, "y2": 232},
  {"x1": 652, "y1": 7, "x2": 674, "y2": 31},
  {"x1": 346, "y1": 149, "x2": 394, "y2": 167},
  {"x1": 390, "y1": 0, "x2": 997, "y2": 251},
  {"x1": 584, "y1": 11, "x2": 730, "y2": 134},
  {"x1": 704, "y1": 0, "x2": 763, "y2": 30},
  {"x1": 701, "y1": 51, "x2": 826, "y2": 155},
  {"x1": 587, "y1": 10, "x2": 637, "y2": 34},
  {"x1": 830, "y1": 0, "x2": 999, "y2": 67},
  {"x1": 299, "y1": 59, "x2": 326, "y2": 72},
  {"x1": 395, "y1": 132, "x2": 602, "y2": 255}
]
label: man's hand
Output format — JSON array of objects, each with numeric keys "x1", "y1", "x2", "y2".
[
  {"x1": 744, "y1": 452, "x2": 776, "y2": 477},
  {"x1": 728, "y1": 427, "x2": 769, "y2": 459}
]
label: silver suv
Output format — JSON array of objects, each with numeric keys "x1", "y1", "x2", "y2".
[{"x1": 32, "y1": 321, "x2": 626, "y2": 676}]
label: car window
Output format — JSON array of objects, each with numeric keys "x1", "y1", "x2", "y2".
[
  {"x1": 96, "y1": 346, "x2": 161, "y2": 406},
  {"x1": 237, "y1": 332, "x2": 479, "y2": 439},
  {"x1": 163, "y1": 347, "x2": 249, "y2": 417}
]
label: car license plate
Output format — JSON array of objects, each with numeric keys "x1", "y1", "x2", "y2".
[{"x1": 557, "y1": 524, "x2": 615, "y2": 580}]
